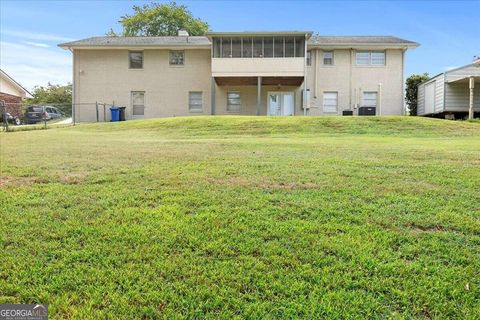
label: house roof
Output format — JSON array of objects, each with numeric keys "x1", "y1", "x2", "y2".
[
  {"x1": 59, "y1": 36, "x2": 211, "y2": 49},
  {"x1": 0, "y1": 69, "x2": 32, "y2": 98},
  {"x1": 308, "y1": 36, "x2": 419, "y2": 48},
  {"x1": 59, "y1": 34, "x2": 419, "y2": 50}
]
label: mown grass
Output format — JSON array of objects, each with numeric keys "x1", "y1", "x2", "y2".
[{"x1": 1, "y1": 116, "x2": 479, "y2": 319}]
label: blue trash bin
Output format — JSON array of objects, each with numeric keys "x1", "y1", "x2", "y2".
[{"x1": 110, "y1": 107, "x2": 120, "y2": 122}]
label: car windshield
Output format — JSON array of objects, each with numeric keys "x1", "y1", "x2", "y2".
[{"x1": 28, "y1": 107, "x2": 43, "y2": 112}]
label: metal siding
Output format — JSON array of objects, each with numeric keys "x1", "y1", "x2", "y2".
[
  {"x1": 444, "y1": 83, "x2": 480, "y2": 112},
  {"x1": 434, "y1": 74, "x2": 444, "y2": 112},
  {"x1": 445, "y1": 64, "x2": 480, "y2": 82},
  {"x1": 417, "y1": 73, "x2": 443, "y2": 115},
  {"x1": 417, "y1": 83, "x2": 425, "y2": 115}
]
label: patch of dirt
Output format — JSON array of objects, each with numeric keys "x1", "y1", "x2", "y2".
[
  {"x1": 59, "y1": 172, "x2": 85, "y2": 185},
  {"x1": 409, "y1": 224, "x2": 447, "y2": 235},
  {"x1": 0, "y1": 175, "x2": 38, "y2": 188}
]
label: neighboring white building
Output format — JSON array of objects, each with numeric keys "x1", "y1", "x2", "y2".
[
  {"x1": 59, "y1": 31, "x2": 418, "y2": 122},
  {"x1": 418, "y1": 61, "x2": 480, "y2": 119}
]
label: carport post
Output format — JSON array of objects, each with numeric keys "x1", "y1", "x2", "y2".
[
  {"x1": 211, "y1": 77, "x2": 216, "y2": 115},
  {"x1": 256, "y1": 76, "x2": 262, "y2": 116},
  {"x1": 469, "y1": 76, "x2": 475, "y2": 120}
]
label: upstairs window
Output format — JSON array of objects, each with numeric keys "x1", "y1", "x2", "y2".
[
  {"x1": 227, "y1": 92, "x2": 241, "y2": 112},
  {"x1": 323, "y1": 51, "x2": 334, "y2": 65},
  {"x1": 371, "y1": 51, "x2": 386, "y2": 65},
  {"x1": 189, "y1": 91, "x2": 203, "y2": 112},
  {"x1": 169, "y1": 51, "x2": 185, "y2": 65},
  {"x1": 212, "y1": 36, "x2": 305, "y2": 58},
  {"x1": 306, "y1": 51, "x2": 312, "y2": 66},
  {"x1": 356, "y1": 51, "x2": 385, "y2": 65},
  {"x1": 129, "y1": 51, "x2": 143, "y2": 69}
]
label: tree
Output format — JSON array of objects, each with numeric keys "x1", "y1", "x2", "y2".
[
  {"x1": 24, "y1": 83, "x2": 72, "y2": 115},
  {"x1": 405, "y1": 73, "x2": 429, "y2": 116},
  {"x1": 116, "y1": 2, "x2": 209, "y2": 37}
]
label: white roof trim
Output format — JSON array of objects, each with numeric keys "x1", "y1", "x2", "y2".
[{"x1": 0, "y1": 69, "x2": 32, "y2": 98}]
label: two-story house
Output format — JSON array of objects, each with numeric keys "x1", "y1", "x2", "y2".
[{"x1": 59, "y1": 31, "x2": 418, "y2": 122}]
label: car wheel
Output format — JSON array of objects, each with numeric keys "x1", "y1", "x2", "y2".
[{"x1": 14, "y1": 118, "x2": 21, "y2": 125}]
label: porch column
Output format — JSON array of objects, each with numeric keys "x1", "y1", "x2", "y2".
[
  {"x1": 256, "y1": 76, "x2": 262, "y2": 116},
  {"x1": 469, "y1": 76, "x2": 475, "y2": 120},
  {"x1": 211, "y1": 77, "x2": 216, "y2": 115}
]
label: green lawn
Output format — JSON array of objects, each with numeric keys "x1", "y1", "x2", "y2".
[{"x1": 1, "y1": 116, "x2": 479, "y2": 319}]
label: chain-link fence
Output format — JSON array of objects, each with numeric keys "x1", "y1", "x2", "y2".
[{"x1": 1, "y1": 101, "x2": 124, "y2": 132}]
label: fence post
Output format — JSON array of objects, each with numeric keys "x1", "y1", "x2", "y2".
[
  {"x1": 96, "y1": 101, "x2": 99, "y2": 122},
  {"x1": 1, "y1": 101, "x2": 8, "y2": 132},
  {"x1": 103, "y1": 104, "x2": 106, "y2": 122},
  {"x1": 72, "y1": 103, "x2": 76, "y2": 126},
  {"x1": 43, "y1": 106, "x2": 47, "y2": 129}
]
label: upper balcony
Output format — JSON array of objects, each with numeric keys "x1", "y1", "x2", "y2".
[{"x1": 208, "y1": 32, "x2": 311, "y2": 78}]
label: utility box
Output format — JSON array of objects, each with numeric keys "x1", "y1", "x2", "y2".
[{"x1": 358, "y1": 106, "x2": 376, "y2": 116}]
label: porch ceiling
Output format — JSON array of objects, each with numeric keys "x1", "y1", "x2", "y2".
[{"x1": 214, "y1": 76, "x2": 304, "y2": 86}]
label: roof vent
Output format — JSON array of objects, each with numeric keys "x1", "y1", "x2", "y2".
[
  {"x1": 178, "y1": 30, "x2": 189, "y2": 37},
  {"x1": 474, "y1": 55, "x2": 480, "y2": 64}
]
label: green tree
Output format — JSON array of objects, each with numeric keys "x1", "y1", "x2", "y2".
[
  {"x1": 24, "y1": 83, "x2": 72, "y2": 115},
  {"x1": 405, "y1": 73, "x2": 429, "y2": 116},
  {"x1": 116, "y1": 1, "x2": 209, "y2": 36}
]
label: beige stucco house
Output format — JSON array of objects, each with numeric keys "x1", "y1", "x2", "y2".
[{"x1": 59, "y1": 31, "x2": 418, "y2": 122}]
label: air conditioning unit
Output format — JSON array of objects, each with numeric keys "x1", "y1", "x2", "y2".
[{"x1": 358, "y1": 106, "x2": 376, "y2": 116}]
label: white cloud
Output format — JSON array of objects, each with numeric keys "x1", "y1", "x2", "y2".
[
  {"x1": 0, "y1": 41, "x2": 71, "y2": 90},
  {"x1": 24, "y1": 41, "x2": 50, "y2": 48},
  {"x1": 1, "y1": 29, "x2": 74, "y2": 42}
]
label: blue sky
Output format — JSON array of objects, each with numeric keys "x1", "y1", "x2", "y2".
[{"x1": 1, "y1": 0, "x2": 479, "y2": 90}]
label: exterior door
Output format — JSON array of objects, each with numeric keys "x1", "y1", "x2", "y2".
[{"x1": 268, "y1": 92, "x2": 294, "y2": 116}]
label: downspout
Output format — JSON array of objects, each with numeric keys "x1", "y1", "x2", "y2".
[
  {"x1": 349, "y1": 48, "x2": 353, "y2": 110},
  {"x1": 402, "y1": 48, "x2": 406, "y2": 115},
  {"x1": 314, "y1": 48, "x2": 318, "y2": 98},
  {"x1": 69, "y1": 47, "x2": 76, "y2": 125},
  {"x1": 303, "y1": 33, "x2": 308, "y2": 116}
]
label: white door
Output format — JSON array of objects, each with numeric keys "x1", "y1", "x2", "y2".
[{"x1": 268, "y1": 92, "x2": 294, "y2": 116}]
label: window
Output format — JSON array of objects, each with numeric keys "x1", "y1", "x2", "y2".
[
  {"x1": 222, "y1": 38, "x2": 231, "y2": 58},
  {"x1": 242, "y1": 37, "x2": 253, "y2": 58},
  {"x1": 306, "y1": 51, "x2": 312, "y2": 66},
  {"x1": 285, "y1": 37, "x2": 295, "y2": 57},
  {"x1": 323, "y1": 92, "x2": 338, "y2": 113},
  {"x1": 323, "y1": 51, "x2": 334, "y2": 65},
  {"x1": 371, "y1": 51, "x2": 386, "y2": 65},
  {"x1": 356, "y1": 51, "x2": 385, "y2": 65},
  {"x1": 211, "y1": 36, "x2": 305, "y2": 58},
  {"x1": 189, "y1": 91, "x2": 203, "y2": 112},
  {"x1": 132, "y1": 91, "x2": 145, "y2": 116},
  {"x1": 263, "y1": 37, "x2": 273, "y2": 57},
  {"x1": 356, "y1": 51, "x2": 370, "y2": 65},
  {"x1": 232, "y1": 38, "x2": 241, "y2": 58},
  {"x1": 169, "y1": 51, "x2": 185, "y2": 65},
  {"x1": 129, "y1": 51, "x2": 143, "y2": 69},
  {"x1": 227, "y1": 92, "x2": 241, "y2": 112},
  {"x1": 362, "y1": 92, "x2": 377, "y2": 107},
  {"x1": 253, "y1": 38, "x2": 263, "y2": 57},
  {"x1": 274, "y1": 37, "x2": 284, "y2": 57}
]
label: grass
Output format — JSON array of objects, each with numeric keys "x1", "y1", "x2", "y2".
[{"x1": 1, "y1": 116, "x2": 479, "y2": 319}]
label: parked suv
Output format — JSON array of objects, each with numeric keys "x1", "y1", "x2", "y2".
[{"x1": 25, "y1": 106, "x2": 63, "y2": 124}]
